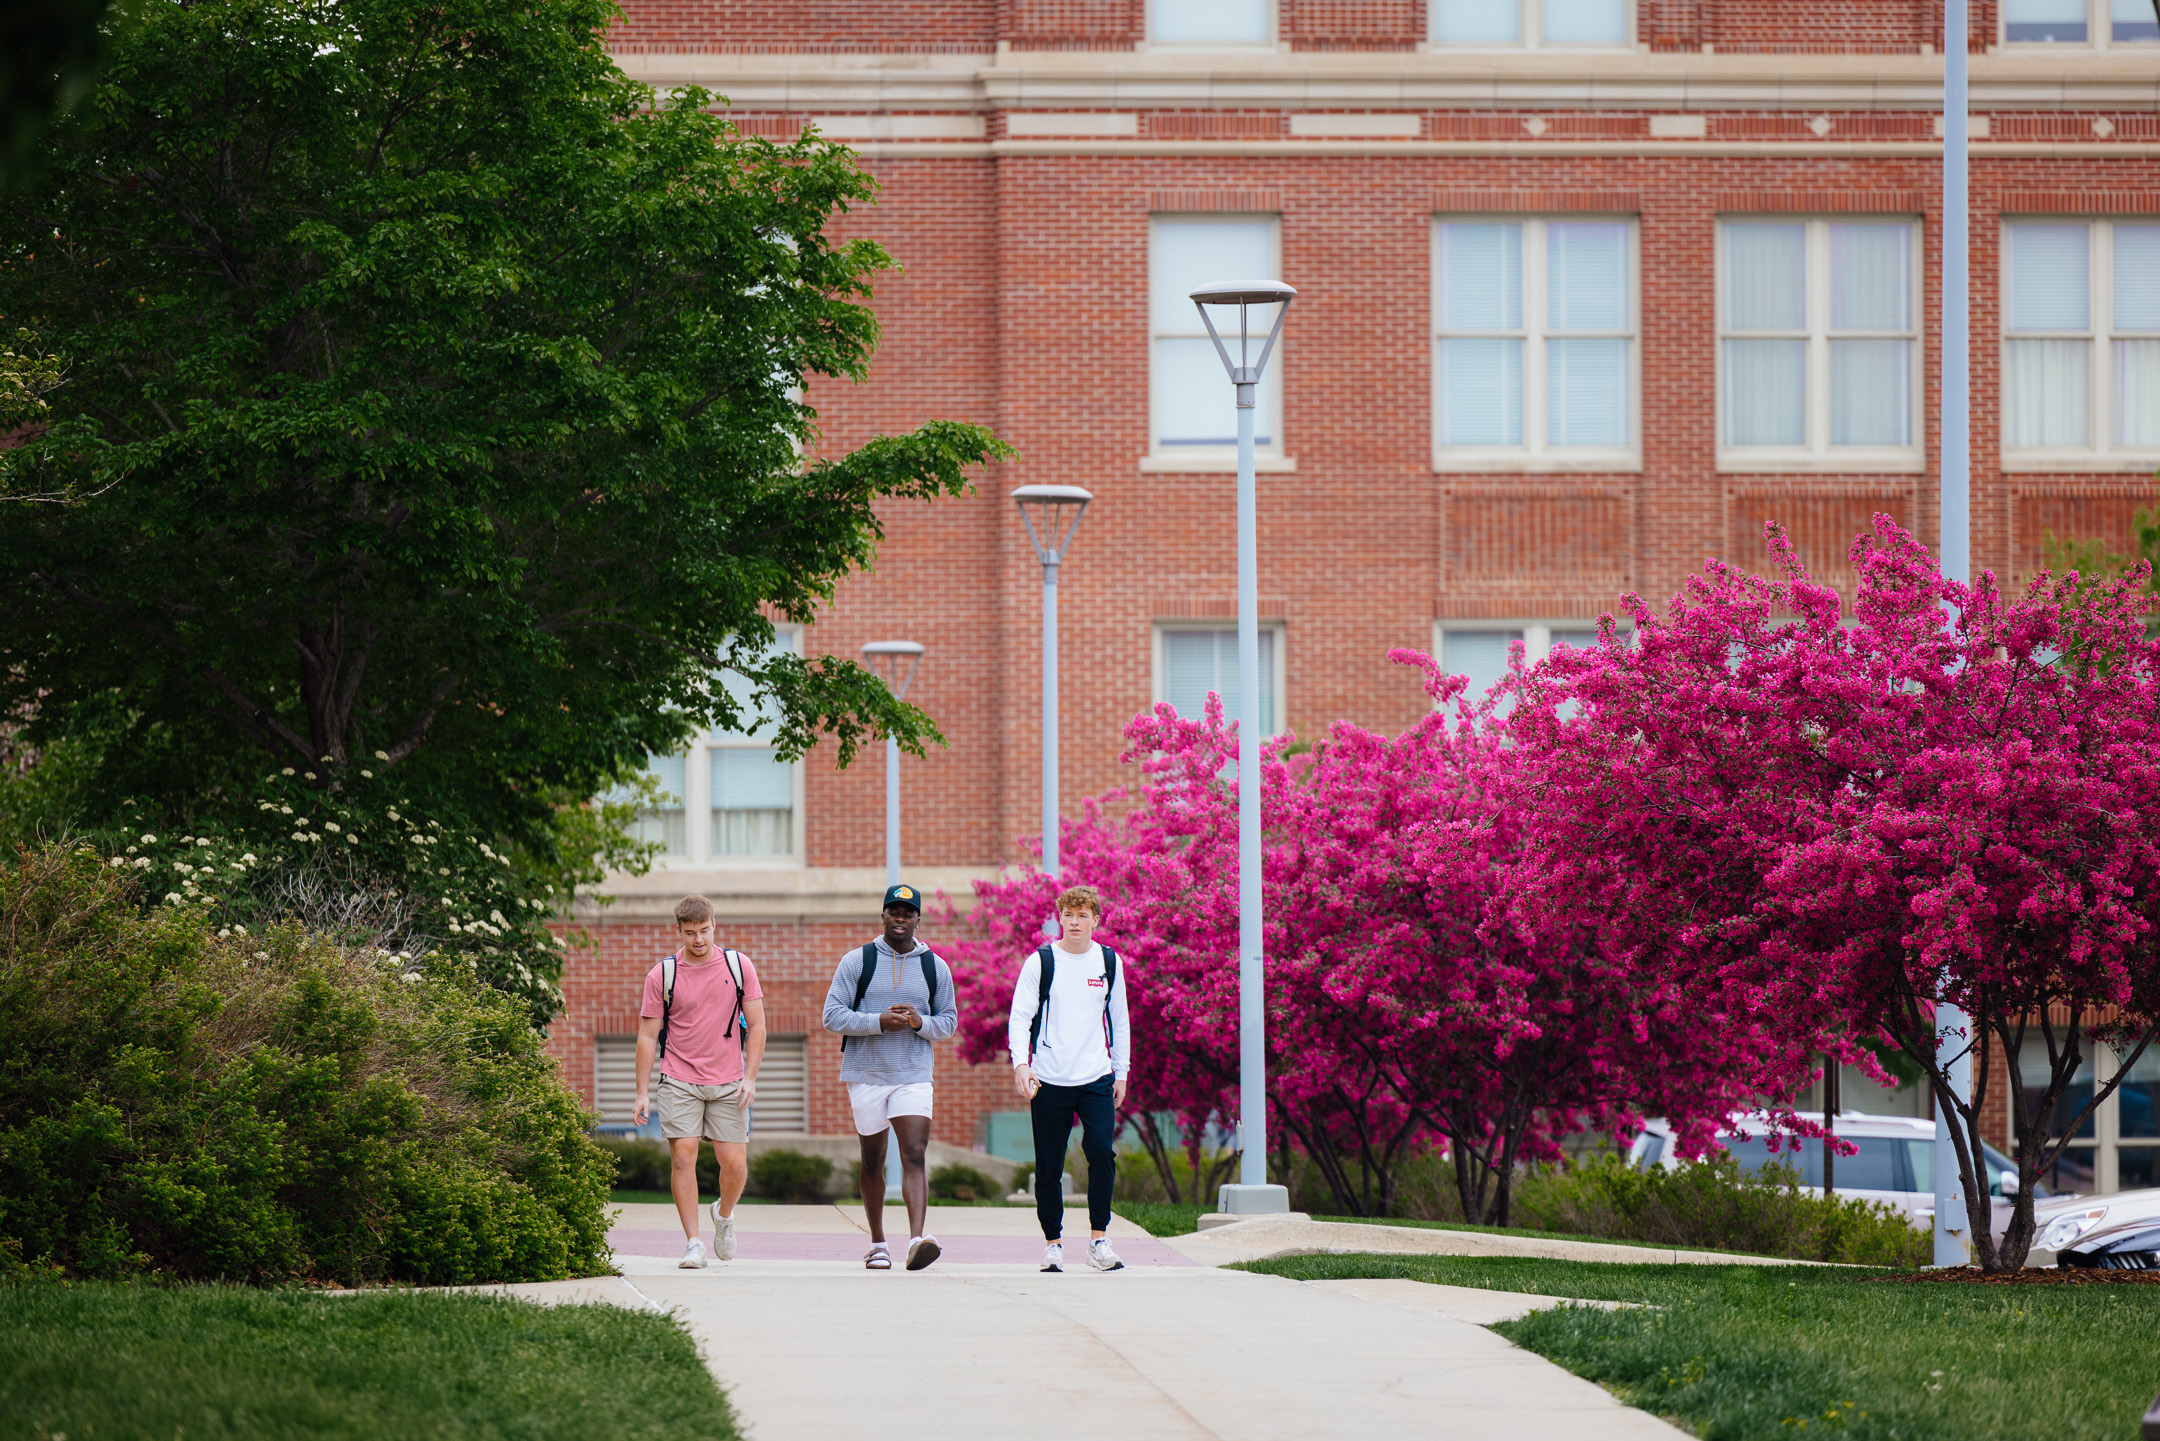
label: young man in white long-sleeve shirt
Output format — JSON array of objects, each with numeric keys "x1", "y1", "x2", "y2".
[{"x1": 1007, "y1": 884, "x2": 1130, "y2": 1273}]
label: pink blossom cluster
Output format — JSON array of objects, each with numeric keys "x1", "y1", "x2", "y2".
[{"x1": 945, "y1": 516, "x2": 2160, "y2": 1267}]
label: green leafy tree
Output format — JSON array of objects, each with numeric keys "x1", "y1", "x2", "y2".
[{"x1": 0, "y1": 0, "x2": 1006, "y2": 859}]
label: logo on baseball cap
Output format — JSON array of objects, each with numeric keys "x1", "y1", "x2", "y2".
[{"x1": 883, "y1": 883, "x2": 921, "y2": 911}]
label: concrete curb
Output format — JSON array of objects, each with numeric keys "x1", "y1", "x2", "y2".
[{"x1": 1163, "y1": 1215, "x2": 1843, "y2": 1268}]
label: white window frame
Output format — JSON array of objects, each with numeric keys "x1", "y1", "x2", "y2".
[
  {"x1": 1146, "y1": 215, "x2": 1290, "y2": 473},
  {"x1": 2013, "y1": 1043, "x2": 2160, "y2": 1195},
  {"x1": 1429, "y1": 0, "x2": 1636, "y2": 48},
  {"x1": 1151, "y1": 621, "x2": 1289, "y2": 738},
  {"x1": 2001, "y1": 0, "x2": 2160, "y2": 49},
  {"x1": 1715, "y1": 216, "x2": 1926, "y2": 475},
  {"x1": 635, "y1": 626, "x2": 807, "y2": 871},
  {"x1": 1432, "y1": 214, "x2": 1642, "y2": 473},
  {"x1": 1431, "y1": 620, "x2": 1627, "y2": 703},
  {"x1": 1145, "y1": 0, "x2": 1278, "y2": 48},
  {"x1": 2000, "y1": 219, "x2": 2160, "y2": 472}
]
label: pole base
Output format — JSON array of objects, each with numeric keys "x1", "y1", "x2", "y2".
[{"x1": 1216, "y1": 1183, "x2": 1292, "y2": 1215}]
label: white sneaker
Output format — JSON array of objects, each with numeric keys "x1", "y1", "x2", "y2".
[
  {"x1": 1040, "y1": 1242, "x2": 1064, "y2": 1273},
  {"x1": 1087, "y1": 1238, "x2": 1125, "y2": 1272},
  {"x1": 679, "y1": 1237, "x2": 707, "y2": 1269},
  {"x1": 713, "y1": 1207, "x2": 737, "y2": 1261}
]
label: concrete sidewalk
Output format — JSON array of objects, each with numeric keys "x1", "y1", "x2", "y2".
[{"x1": 610, "y1": 1260, "x2": 1685, "y2": 1441}]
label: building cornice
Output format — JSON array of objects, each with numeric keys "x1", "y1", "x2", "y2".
[
  {"x1": 615, "y1": 48, "x2": 2160, "y2": 113},
  {"x1": 574, "y1": 865, "x2": 998, "y2": 924}
]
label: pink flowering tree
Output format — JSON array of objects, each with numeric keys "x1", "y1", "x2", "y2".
[{"x1": 1503, "y1": 515, "x2": 2160, "y2": 1269}]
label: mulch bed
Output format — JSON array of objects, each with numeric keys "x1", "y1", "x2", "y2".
[{"x1": 1868, "y1": 1267, "x2": 2160, "y2": 1285}]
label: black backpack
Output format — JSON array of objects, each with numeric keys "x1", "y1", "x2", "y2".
[
  {"x1": 656, "y1": 948, "x2": 747, "y2": 1063},
  {"x1": 842, "y1": 942, "x2": 942, "y2": 1052},
  {"x1": 1026, "y1": 944, "x2": 1120, "y2": 1061}
]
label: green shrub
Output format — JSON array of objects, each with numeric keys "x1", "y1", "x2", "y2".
[
  {"x1": 0, "y1": 846, "x2": 613, "y2": 1284},
  {"x1": 1010, "y1": 1161, "x2": 1034, "y2": 1196},
  {"x1": 928, "y1": 1164, "x2": 996, "y2": 1202},
  {"x1": 1509, "y1": 1153, "x2": 1931, "y2": 1267},
  {"x1": 749, "y1": 1149, "x2": 833, "y2": 1202},
  {"x1": 595, "y1": 1136, "x2": 671, "y2": 1193}
]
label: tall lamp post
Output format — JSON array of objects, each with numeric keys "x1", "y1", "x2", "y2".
[
  {"x1": 860, "y1": 641, "x2": 925, "y2": 887},
  {"x1": 1190, "y1": 277, "x2": 1296, "y2": 1216},
  {"x1": 1935, "y1": 0, "x2": 1974, "y2": 1269},
  {"x1": 1012, "y1": 486, "x2": 1093, "y2": 884}
]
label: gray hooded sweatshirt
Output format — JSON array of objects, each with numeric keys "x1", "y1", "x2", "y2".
[{"x1": 821, "y1": 937, "x2": 958, "y2": 1084}]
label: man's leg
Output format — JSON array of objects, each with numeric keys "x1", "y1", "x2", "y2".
[
  {"x1": 712, "y1": 1141, "x2": 748, "y2": 1218},
  {"x1": 891, "y1": 1114, "x2": 931, "y2": 1240},
  {"x1": 1029, "y1": 1084, "x2": 1071, "y2": 1242},
  {"x1": 668, "y1": 1137, "x2": 704, "y2": 1241},
  {"x1": 858, "y1": 1128, "x2": 889, "y2": 1243},
  {"x1": 1075, "y1": 1076, "x2": 1119, "y2": 1239}
]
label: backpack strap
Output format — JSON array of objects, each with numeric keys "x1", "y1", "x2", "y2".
[
  {"x1": 842, "y1": 942, "x2": 880, "y2": 1053},
  {"x1": 920, "y1": 950, "x2": 940, "y2": 1019},
  {"x1": 656, "y1": 952, "x2": 679, "y2": 1061},
  {"x1": 1027, "y1": 945, "x2": 1056, "y2": 1061},
  {"x1": 720, "y1": 948, "x2": 747, "y2": 1052}
]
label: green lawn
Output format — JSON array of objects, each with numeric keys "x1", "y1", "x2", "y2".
[
  {"x1": 1112, "y1": 1201, "x2": 1209, "y2": 1236},
  {"x1": 1240, "y1": 1253, "x2": 2160, "y2": 1441},
  {"x1": 0, "y1": 1283, "x2": 739, "y2": 1441},
  {"x1": 1310, "y1": 1213, "x2": 1776, "y2": 1256},
  {"x1": 1108, "y1": 1202, "x2": 1777, "y2": 1253}
]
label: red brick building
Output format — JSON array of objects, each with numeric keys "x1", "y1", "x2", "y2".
[{"x1": 552, "y1": 0, "x2": 2160, "y2": 1189}]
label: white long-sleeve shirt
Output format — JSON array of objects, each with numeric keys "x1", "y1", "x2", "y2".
[{"x1": 1006, "y1": 941, "x2": 1130, "y2": 1087}]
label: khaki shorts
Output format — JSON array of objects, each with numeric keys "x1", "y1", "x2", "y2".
[{"x1": 656, "y1": 1074, "x2": 750, "y2": 1144}]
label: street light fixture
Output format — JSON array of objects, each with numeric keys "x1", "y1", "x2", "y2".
[
  {"x1": 860, "y1": 641, "x2": 925, "y2": 888},
  {"x1": 1190, "y1": 277, "x2": 1296, "y2": 1218},
  {"x1": 1013, "y1": 485, "x2": 1093, "y2": 886}
]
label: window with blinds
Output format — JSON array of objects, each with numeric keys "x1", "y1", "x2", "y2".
[
  {"x1": 1435, "y1": 622, "x2": 1617, "y2": 704},
  {"x1": 2002, "y1": 221, "x2": 2160, "y2": 461},
  {"x1": 1156, "y1": 625, "x2": 1281, "y2": 737},
  {"x1": 1151, "y1": 217, "x2": 1284, "y2": 459},
  {"x1": 1150, "y1": 0, "x2": 1271, "y2": 43},
  {"x1": 1432, "y1": 0, "x2": 1628, "y2": 46},
  {"x1": 1434, "y1": 217, "x2": 1637, "y2": 469},
  {"x1": 752, "y1": 1035, "x2": 809, "y2": 1133},
  {"x1": 595, "y1": 1036, "x2": 640, "y2": 1128},
  {"x1": 1717, "y1": 218, "x2": 1921, "y2": 468}
]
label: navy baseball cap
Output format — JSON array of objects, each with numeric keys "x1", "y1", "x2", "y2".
[{"x1": 882, "y1": 883, "x2": 922, "y2": 912}]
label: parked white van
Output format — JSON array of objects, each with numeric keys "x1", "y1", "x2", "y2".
[{"x1": 1627, "y1": 1111, "x2": 2046, "y2": 1235}]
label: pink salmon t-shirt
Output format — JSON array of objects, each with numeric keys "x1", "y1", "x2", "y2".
[{"x1": 641, "y1": 950, "x2": 763, "y2": 1086}]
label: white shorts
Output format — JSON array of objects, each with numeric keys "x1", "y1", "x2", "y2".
[{"x1": 848, "y1": 1082, "x2": 934, "y2": 1135}]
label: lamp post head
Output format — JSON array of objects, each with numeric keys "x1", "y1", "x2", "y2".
[
  {"x1": 1011, "y1": 484, "x2": 1094, "y2": 569},
  {"x1": 1189, "y1": 278, "x2": 1296, "y2": 408},
  {"x1": 860, "y1": 639, "x2": 925, "y2": 703}
]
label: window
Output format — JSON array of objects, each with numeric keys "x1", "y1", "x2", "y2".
[
  {"x1": 1151, "y1": 217, "x2": 1284, "y2": 466},
  {"x1": 1432, "y1": 0, "x2": 1630, "y2": 45},
  {"x1": 611, "y1": 630, "x2": 805, "y2": 868},
  {"x1": 1154, "y1": 624, "x2": 1283, "y2": 737},
  {"x1": 594, "y1": 1036, "x2": 641, "y2": 1131},
  {"x1": 1435, "y1": 622, "x2": 1612, "y2": 700},
  {"x1": 1150, "y1": 0, "x2": 1272, "y2": 44},
  {"x1": 2025, "y1": 1040, "x2": 2160, "y2": 1194},
  {"x1": 1435, "y1": 218, "x2": 1638, "y2": 469},
  {"x1": 2003, "y1": 0, "x2": 2158, "y2": 45},
  {"x1": 1718, "y1": 219, "x2": 1921, "y2": 469},
  {"x1": 2002, "y1": 221, "x2": 2160, "y2": 465}
]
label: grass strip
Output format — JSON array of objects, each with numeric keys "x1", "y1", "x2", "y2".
[
  {"x1": 1113, "y1": 1201, "x2": 1210, "y2": 1236},
  {"x1": 1240, "y1": 1253, "x2": 2160, "y2": 1440},
  {"x1": 1, "y1": 1282, "x2": 740, "y2": 1441}
]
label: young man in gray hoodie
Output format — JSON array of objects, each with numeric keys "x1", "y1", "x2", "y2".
[{"x1": 821, "y1": 882, "x2": 958, "y2": 1271}]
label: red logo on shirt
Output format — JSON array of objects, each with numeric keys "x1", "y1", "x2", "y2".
[{"x1": 1087, "y1": 977, "x2": 1105, "y2": 987}]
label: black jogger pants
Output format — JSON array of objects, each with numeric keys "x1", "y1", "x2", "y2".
[{"x1": 1029, "y1": 1073, "x2": 1116, "y2": 1239}]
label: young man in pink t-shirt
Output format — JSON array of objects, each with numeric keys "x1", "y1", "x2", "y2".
[{"x1": 632, "y1": 894, "x2": 767, "y2": 1268}]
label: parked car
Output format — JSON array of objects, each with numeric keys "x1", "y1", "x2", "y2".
[
  {"x1": 2038, "y1": 1188, "x2": 2160, "y2": 1265},
  {"x1": 1628, "y1": 1112, "x2": 2045, "y2": 1237}
]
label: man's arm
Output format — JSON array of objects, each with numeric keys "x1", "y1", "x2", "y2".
[
  {"x1": 1008, "y1": 950, "x2": 1042, "y2": 1100},
  {"x1": 738, "y1": 996, "x2": 766, "y2": 1108},
  {"x1": 917, "y1": 957, "x2": 959, "y2": 1042},
  {"x1": 632, "y1": 1014, "x2": 663, "y2": 1125},
  {"x1": 1108, "y1": 958, "x2": 1131, "y2": 1109},
  {"x1": 820, "y1": 952, "x2": 884, "y2": 1036}
]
